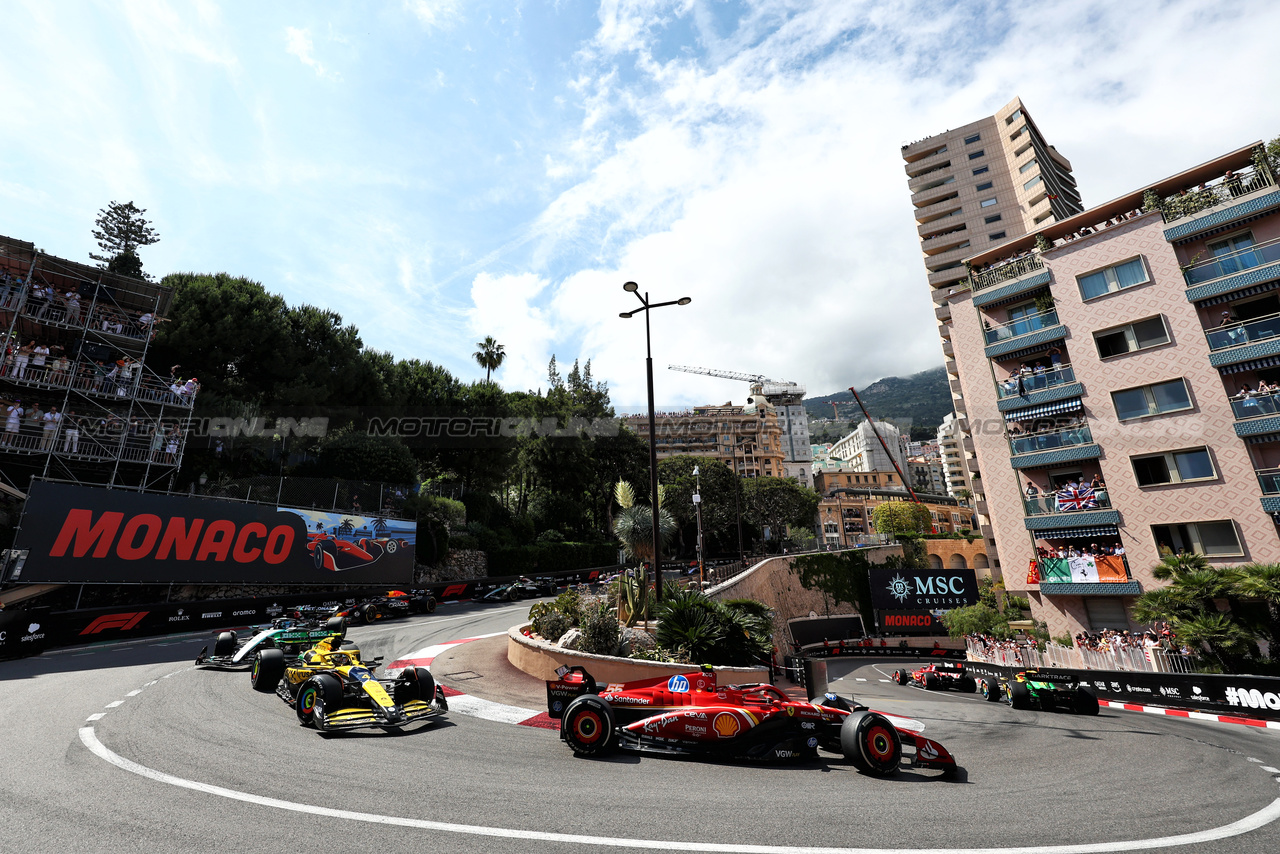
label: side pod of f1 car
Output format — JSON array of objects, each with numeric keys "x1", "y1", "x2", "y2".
[
  {"x1": 546, "y1": 665, "x2": 957, "y2": 777},
  {"x1": 979, "y1": 668, "x2": 1100, "y2": 715},
  {"x1": 195, "y1": 616, "x2": 348, "y2": 669}
]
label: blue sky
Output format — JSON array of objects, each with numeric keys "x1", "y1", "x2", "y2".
[{"x1": 4, "y1": 0, "x2": 1280, "y2": 411}]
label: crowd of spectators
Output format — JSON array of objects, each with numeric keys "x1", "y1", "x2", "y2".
[
  {"x1": 1035, "y1": 541, "x2": 1124, "y2": 559},
  {"x1": 1073, "y1": 624, "x2": 1191, "y2": 657},
  {"x1": 1022, "y1": 474, "x2": 1107, "y2": 512}
]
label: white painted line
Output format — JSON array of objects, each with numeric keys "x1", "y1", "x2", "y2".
[
  {"x1": 86, "y1": 714, "x2": 105, "y2": 722},
  {"x1": 446, "y1": 694, "x2": 543, "y2": 726},
  {"x1": 1263, "y1": 766, "x2": 1280, "y2": 774},
  {"x1": 878, "y1": 679, "x2": 890, "y2": 683},
  {"x1": 145, "y1": 681, "x2": 157, "y2": 687},
  {"x1": 126, "y1": 690, "x2": 142, "y2": 697},
  {"x1": 78, "y1": 726, "x2": 1280, "y2": 853},
  {"x1": 105, "y1": 701, "x2": 124, "y2": 708},
  {"x1": 1250, "y1": 757, "x2": 1263, "y2": 762},
  {"x1": 855, "y1": 678, "x2": 867, "y2": 682}
]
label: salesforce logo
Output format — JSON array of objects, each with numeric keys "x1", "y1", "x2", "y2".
[{"x1": 22, "y1": 622, "x2": 44, "y2": 643}]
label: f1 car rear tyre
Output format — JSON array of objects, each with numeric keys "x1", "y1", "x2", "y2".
[
  {"x1": 1075, "y1": 685, "x2": 1100, "y2": 716},
  {"x1": 841, "y1": 711, "x2": 902, "y2": 776},
  {"x1": 395, "y1": 667, "x2": 437, "y2": 704},
  {"x1": 1009, "y1": 681, "x2": 1032, "y2": 710},
  {"x1": 507, "y1": 587, "x2": 518, "y2": 601},
  {"x1": 923, "y1": 673, "x2": 939, "y2": 690},
  {"x1": 362, "y1": 604, "x2": 381, "y2": 623},
  {"x1": 325, "y1": 616, "x2": 346, "y2": 635},
  {"x1": 213, "y1": 631, "x2": 236, "y2": 657},
  {"x1": 297, "y1": 674, "x2": 343, "y2": 726},
  {"x1": 981, "y1": 677, "x2": 1000, "y2": 701},
  {"x1": 251, "y1": 649, "x2": 286, "y2": 693},
  {"x1": 422, "y1": 596, "x2": 437, "y2": 614},
  {"x1": 562, "y1": 694, "x2": 616, "y2": 757},
  {"x1": 958, "y1": 676, "x2": 977, "y2": 693},
  {"x1": 1040, "y1": 691, "x2": 1057, "y2": 713},
  {"x1": 893, "y1": 670, "x2": 908, "y2": 685}
]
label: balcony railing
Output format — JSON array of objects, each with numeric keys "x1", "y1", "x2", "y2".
[
  {"x1": 1023, "y1": 490, "x2": 1112, "y2": 517},
  {"x1": 997, "y1": 364, "x2": 1075, "y2": 399},
  {"x1": 984, "y1": 307, "x2": 1059, "y2": 344},
  {"x1": 1257, "y1": 468, "x2": 1280, "y2": 495},
  {"x1": 1231, "y1": 390, "x2": 1280, "y2": 420},
  {"x1": 970, "y1": 253, "x2": 1044, "y2": 291},
  {"x1": 1187, "y1": 236, "x2": 1280, "y2": 288},
  {"x1": 1206, "y1": 309, "x2": 1280, "y2": 351},
  {"x1": 967, "y1": 640, "x2": 1197, "y2": 674},
  {"x1": 1009, "y1": 424, "x2": 1093, "y2": 456},
  {"x1": 1159, "y1": 163, "x2": 1275, "y2": 224}
]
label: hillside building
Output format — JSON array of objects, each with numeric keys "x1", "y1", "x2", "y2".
[{"x1": 625, "y1": 399, "x2": 785, "y2": 479}]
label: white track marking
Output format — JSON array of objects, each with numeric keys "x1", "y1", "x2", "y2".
[
  {"x1": 126, "y1": 690, "x2": 142, "y2": 697},
  {"x1": 105, "y1": 701, "x2": 123, "y2": 708},
  {"x1": 78, "y1": 726, "x2": 1280, "y2": 854},
  {"x1": 855, "y1": 678, "x2": 867, "y2": 682},
  {"x1": 86, "y1": 714, "x2": 104, "y2": 722},
  {"x1": 1264, "y1": 766, "x2": 1280, "y2": 774},
  {"x1": 445, "y1": 694, "x2": 546, "y2": 725}
]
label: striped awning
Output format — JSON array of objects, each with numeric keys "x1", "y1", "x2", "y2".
[
  {"x1": 1246, "y1": 432, "x2": 1280, "y2": 445},
  {"x1": 999, "y1": 337, "x2": 1067, "y2": 363},
  {"x1": 1032, "y1": 525, "x2": 1120, "y2": 540},
  {"x1": 1004, "y1": 398, "x2": 1083, "y2": 422},
  {"x1": 1220, "y1": 355, "x2": 1280, "y2": 375},
  {"x1": 1197, "y1": 279, "x2": 1280, "y2": 307}
]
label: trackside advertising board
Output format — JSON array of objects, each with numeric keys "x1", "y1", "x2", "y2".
[
  {"x1": 13, "y1": 481, "x2": 414, "y2": 586},
  {"x1": 868, "y1": 566, "x2": 978, "y2": 611}
]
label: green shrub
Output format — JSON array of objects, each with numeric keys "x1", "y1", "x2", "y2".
[
  {"x1": 654, "y1": 587, "x2": 771, "y2": 667},
  {"x1": 579, "y1": 600, "x2": 621, "y2": 656},
  {"x1": 629, "y1": 645, "x2": 690, "y2": 664},
  {"x1": 1052, "y1": 633, "x2": 1074, "y2": 648}
]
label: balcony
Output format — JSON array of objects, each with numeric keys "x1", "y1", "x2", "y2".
[
  {"x1": 907, "y1": 163, "x2": 953, "y2": 190},
  {"x1": 984, "y1": 308, "x2": 1059, "y2": 344},
  {"x1": 1230, "y1": 390, "x2": 1280, "y2": 420},
  {"x1": 996, "y1": 364, "x2": 1075, "y2": 399},
  {"x1": 1206, "y1": 309, "x2": 1280, "y2": 353},
  {"x1": 1186, "y1": 236, "x2": 1280, "y2": 288},
  {"x1": 1257, "y1": 468, "x2": 1280, "y2": 495},
  {"x1": 942, "y1": 340, "x2": 954, "y2": 358},
  {"x1": 935, "y1": 303, "x2": 951, "y2": 321},
  {"x1": 1010, "y1": 424, "x2": 1094, "y2": 457},
  {"x1": 1023, "y1": 490, "x2": 1113, "y2": 518},
  {"x1": 914, "y1": 194, "x2": 962, "y2": 224},
  {"x1": 970, "y1": 253, "x2": 1044, "y2": 292},
  {"x1": 1159, "y1": 164, "x2": 1275, "y2": 225}
]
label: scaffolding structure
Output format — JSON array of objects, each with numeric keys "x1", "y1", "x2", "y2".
[{"x1": 0, "y1": 234, "x2": 191, "y2": 493}]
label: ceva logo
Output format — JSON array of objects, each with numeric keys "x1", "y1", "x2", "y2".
[{"x1": 80, "y1": 612, "x2": 149, "y2": 635}]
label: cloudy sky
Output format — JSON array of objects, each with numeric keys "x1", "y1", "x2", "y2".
[{"x1": 4, "y1": 0, "x2": 1280, "y2": 411}]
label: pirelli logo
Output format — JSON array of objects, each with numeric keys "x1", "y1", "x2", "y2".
[{"x1": 79, "y1": 612, "x2": 149, "y2": 635}]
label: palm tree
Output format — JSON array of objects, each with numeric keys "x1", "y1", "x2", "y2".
[
  {"x1": 1233, "y1": 563, "x2": 1280, "y2": 643},
  {"x1": 473, "y1": 336, "x2": 506, "y2": 383},
  {"x1": 611, "y1": 480, "x2": 676, "y2": 565}
]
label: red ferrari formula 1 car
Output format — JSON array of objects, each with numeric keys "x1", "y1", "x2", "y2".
[
  {"x1": 546, "y1": 665, "x2": 957, "y2": 777},
  {"x1": 892, "y1": 661, "x2": 977, "y2": 693}
]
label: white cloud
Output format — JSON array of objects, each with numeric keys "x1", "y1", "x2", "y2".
[
  {"x1": 404, "y1": 0, "x2": 464, "y2": 30},
  {"x1": 285, "y1": 26, "x2": 337, "y2": 80}
]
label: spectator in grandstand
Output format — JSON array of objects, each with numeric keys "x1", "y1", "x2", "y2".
[
  {"x1": 164, "y1": 425, "x2": 181, "y2": 462},
  {"x1": 149, "y1": 426, "x2": 165, "y2": 462},
  {"x1": 41, "y1": 406, "x2": 59, "y2": 450},
  {"x1": 64, "y1": 289, "x2": 81, "y2": 325},
  {"x1": 30, "y1": 341, "x2": 49, "y2": 381},
  {"x1": 117, "y1": 357, "x2": 135, "y2": 396},
  {"x1": 12, "y1": 341, "x2": 31, "y2": 380},
  {"x1": 49, "y1": 349, "x2": 68, "y2": 384},
  {"x1": 23, "y1": 402, "x2": 42, "y2": 444},
  {"x1": 3, "y1": 398, "x2": 22, "y2": 446},
  {"x1": 61, "y1": 410, "x2": 79, "y2": 454}
]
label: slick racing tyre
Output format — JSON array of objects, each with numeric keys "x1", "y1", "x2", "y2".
[
  {"x1": 980, "y1": 677, "x2": 1001, "y2": 701},
  {"x1": 893, "y1": 670, "x2": 908, "y2": 685},
  {"x1": 1009, "y1": 681, "x2": 1032, "y2": 710},
  {"x1": 421, "y1": 596, "x2": 437, "y2": 614},
  {"x1": 1075, "y1": 685, "x2": 1100, "y2": 716},
  {"x1": 251, "y1": 648, "x2": 286, "y2": 693},
  {"x1": 958, "y1": 675, "x2": 977, "y2": 693},
  {"x1": 562, "y1": 694, "x2": 616, "y2": 757},
  {"x1": 923, "y1": 673, "x2": 939, "y2": 690},
  {"x1": 841, "y1": 711, "x2": 902, "y2": 776},
  {"x1": 395, "y1": 667, "x2": 437, "y2": 704},
  {"x1": 325, "y1": 616, "x2": 347, "y2": 636},
  {"x1": 213, "y1": 631, "x2": 237, "y2": 657},
  {"x1": 362, "y1": 603, "x2": 382, "y2": 623},
  {"x1": 297, "y1": 674, "x2": 343, "y2": 727},
  {"x1": 1040, "y1": 691, "x2": 1057, "y2": 713}
]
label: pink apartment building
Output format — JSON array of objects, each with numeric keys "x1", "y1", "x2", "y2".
[{"x1": 945, "y1": 142, "x2": 1280, "y2": 636}]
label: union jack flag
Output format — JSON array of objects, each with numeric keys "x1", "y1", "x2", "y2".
[{"x1": 1055, "y1": 485, "x2": 1097, "y2": 512}]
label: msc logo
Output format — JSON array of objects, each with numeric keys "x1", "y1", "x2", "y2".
[
  {"x1": 80, "y1": 612, "x2": 149, "y2": 635},
  {"x1": 712, "y1": 712, "x2": 740, "y2": 738}
]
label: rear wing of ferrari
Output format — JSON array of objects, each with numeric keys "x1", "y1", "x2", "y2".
[{"x1": 546, "y1": 665, "x2": 601, "y2": 719}]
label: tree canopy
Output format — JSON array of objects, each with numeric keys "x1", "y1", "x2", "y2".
[{"x1": 91, "y1": 201, "x2": 160, "y2": 277}]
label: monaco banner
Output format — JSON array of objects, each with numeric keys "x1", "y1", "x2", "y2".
[
  {"x1": 12, "y1": 481, "x2": 415, "y2": 586},
  {"x1": 869, "y1": 566, "x2": 979, "y2": 611}
]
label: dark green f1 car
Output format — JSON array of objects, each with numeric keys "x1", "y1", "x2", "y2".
[{"x1": 979, "y1": 668, "x2": 1099, "y2": 715}]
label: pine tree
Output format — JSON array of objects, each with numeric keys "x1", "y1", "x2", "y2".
[{"x1": 90, "y1": 201, "x2": 160, "y2": 278}]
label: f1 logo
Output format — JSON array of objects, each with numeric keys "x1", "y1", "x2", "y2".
[
  {"x1": 79, "y1": 612, "x2": 148, "y2": 635},
  {"x1": 441, "y1": 584, "x2": 468, "y2": 598}
]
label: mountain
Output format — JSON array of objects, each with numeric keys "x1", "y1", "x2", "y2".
[{"x1": 805, "y1": 366, "x2": 951, "y2": 442}]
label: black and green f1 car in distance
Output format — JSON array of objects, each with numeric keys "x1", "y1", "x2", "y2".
[
  {"x1": 196, "y1": 615, "x2": 348, "y2": 669},
  {"x1": 979, "y1": 668, "x2": 1099, "y2": 715}
]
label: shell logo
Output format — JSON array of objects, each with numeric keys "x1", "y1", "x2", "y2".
[{"x1": 712, "y1": 712, "x2": 740, "y2": 738}]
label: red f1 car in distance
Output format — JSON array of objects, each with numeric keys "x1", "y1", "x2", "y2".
[
  {"x1": 892, "y1": 661, "x2": 977, "y2": 693},
  {"x1": 546, "y1": 665, "x2": 957, "y2": 777}
]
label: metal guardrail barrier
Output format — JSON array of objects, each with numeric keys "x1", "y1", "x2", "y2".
[{"x1": 966, "y1": 639, "x2": 1197, "y2": 674}]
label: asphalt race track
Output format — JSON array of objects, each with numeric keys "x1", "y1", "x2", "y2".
[{"x1": 4, "y1": 601, "x2": 1280, "y2": 854}]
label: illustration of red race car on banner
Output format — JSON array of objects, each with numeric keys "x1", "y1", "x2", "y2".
[{"x1": 546, "y1": 665, "x2": 958, "y2": 776}]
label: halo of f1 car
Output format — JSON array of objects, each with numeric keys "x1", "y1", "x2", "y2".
[
  {"x1": 892, "y1": 661, "x2": 977, "y2": 692},
  {"x1": 196, "y1": 615, "x2": 349, "y2": 669},
  {"x1": 545, "y1": 665, "x2": 957, "y2": 776},
  {"x1": 979, "y1": 668, "x2": 1100, "y2": 715},
  {"x1": 248, "y1": 624, "x2": 449, "y2": 733}
]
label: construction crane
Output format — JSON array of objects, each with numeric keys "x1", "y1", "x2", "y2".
[{"x1": 667, "y1": 365, "x2": 805, "y2": 398}]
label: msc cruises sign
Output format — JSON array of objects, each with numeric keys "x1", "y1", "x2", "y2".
[{"x1": 869, "y1": 567, "x2": 978, "y2": 611}]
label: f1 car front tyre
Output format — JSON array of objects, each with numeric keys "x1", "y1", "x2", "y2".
[
  {"x1": 1075, "y1": 685, "x2": 1100, "y2": 716},
  {"x1": 395, "y1": 667, "x2": 437, "y2": 704},
  {"x1": 923, "y1": 673, "x2": 939, "y2": 690},
  {"x1": 213, "y1": 631, "x2": 237, "y2": 657},
  {"x1": 362, "y1": 604, "x2": 381, "y2": 623},
  {"x1": 562, "y1": 694, "x2": 616, "y2": 756},
  {"x1": 297, "y1": 674, "x2": 343, "y2": 727},
  {"x1": 893, "y1": 670, "x2": 908, "y2": 685},
  {"x1": 840, "y1": 711, "x2": 901, "y2": 776},
  {"x1": 251, "y1": 649, "x2": 286, "y2": 693},
  {"x1": 1009, "y1": 681, "x2": 1032, "y2": 710},
  {"x1": 980, "y1": 677, "x2": 1000, "y2": 701},
  {"x1": 325, "y1": 616, "x2": 347, "y2": 636}
]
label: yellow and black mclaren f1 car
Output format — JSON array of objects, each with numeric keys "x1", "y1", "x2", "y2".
[{"x1": 249, "y1": 631, "x2": 448, "y2": 733}]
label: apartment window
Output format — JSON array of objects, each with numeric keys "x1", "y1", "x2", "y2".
[
  {"x1": 964, "y1": 133, "x2": 981, "y2": 145},
  {"x1": 968, "y1": 150, "x2": 985, "y2": 160},
  {"x1": 1094, "y1": 316, "x2": 1170, "y2": 358},
  {"x1": 980, "y1": 198, "x2": 998, "y2": 208},
  {"x1": 1020, "y1": 158, "x2": 1038, "y2": 173},
  {"x1": 1078, "y1": 257, "x2": 1150, "y2": 300},
  {"x1": 1132, "y1": 448, "x2": 1216, "y2": 486},
  {"x1": 1023, "y1": 175, "x2": 1043, "y2": 191},
  {"x1": 988, "y1": 231, "x2": 1007, "y2": 241},
  {"x1": 984, "y1": 213, "x2": 1003, "y2": 224},
  {"x1": 1152, "y1": 521, "x2": 1242, "y2": 558},
  {"x1": 1112, "y1": 378, "x2": 1192, "y2": 421},
  {"x1": 976, "y1": 181, "x2": 993, "y2": 191},
  {"x1": 1006, "y1": 109, "x2": 1023, "y2": 125},
  {"x1": 972, "y1": 166, "x2": 989, "y2": 176}
]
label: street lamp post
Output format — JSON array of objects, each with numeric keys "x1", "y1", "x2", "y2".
[
  {"x1": 620, "y1": 281, "x2": 691, "y2": 602},
  {"x1": 731, "y1": 436, "x2": 748, "y2": 566},
  {"x1": 692, "y1": 465, "x2": 704, "y2": 588}
]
